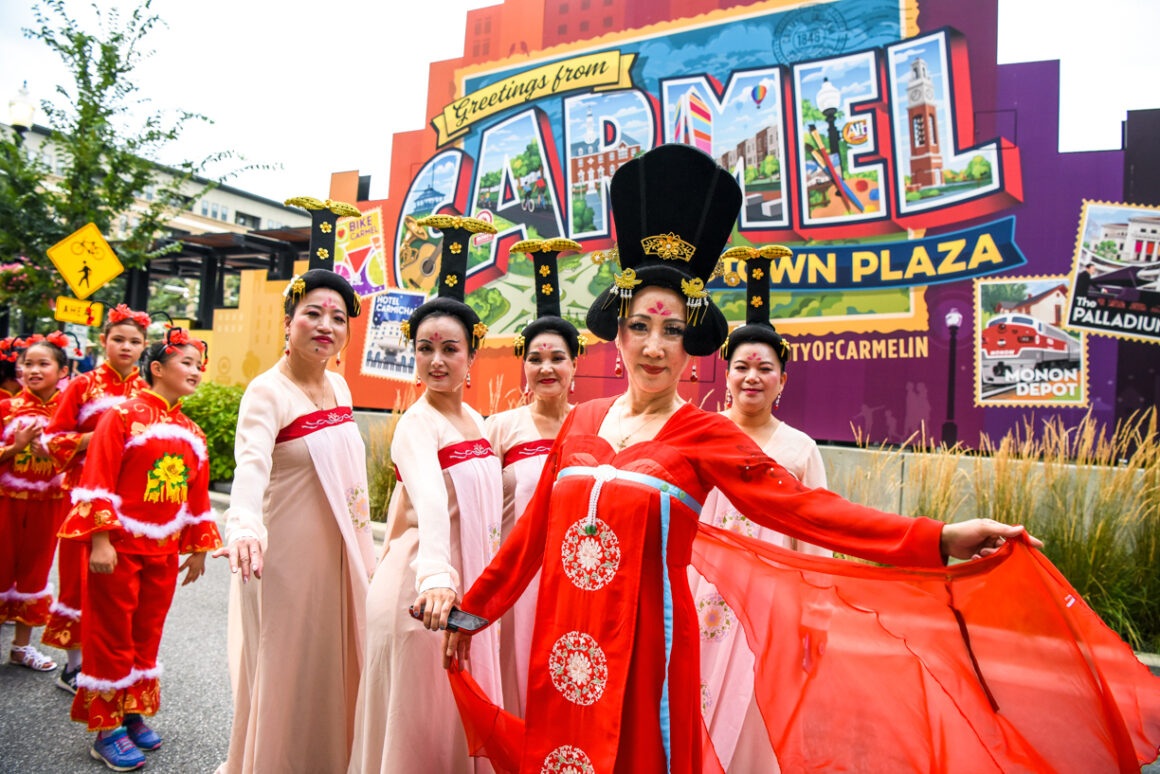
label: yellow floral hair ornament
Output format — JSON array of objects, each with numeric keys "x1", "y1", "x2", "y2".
[
  {"x1": 283, "y1": 276, "x2": 307, "y2": 305},
  {"x1": 400, "y1": 321, "x2": 411, "y2": 340},
  {"x1": 577, "y1": 333, "x2": 589, "y2": 356},
  {"x1": 472, "y1": 321, "x2": 488, "y2": 349},
  {"x1": 642, "y1": 232, "x2": 695, "y2": 263},
  {"x1": 513, "y1": 332, "x2": 526, "y2": 358}
]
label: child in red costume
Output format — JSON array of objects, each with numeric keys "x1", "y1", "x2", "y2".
[
  {"x1": 0, "y1": 336, "x2": 21, "y2": 398},
  {"x1": 58, "y1": 329, "x2": 221, "y2": 772},
  {"x1": 42, "y1": 306, "x2": 149, "y2": 694},
  {"x1": 0, "y1": 334, "x2": 71, "y2": 672}
]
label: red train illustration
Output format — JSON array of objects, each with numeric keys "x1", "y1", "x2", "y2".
[{"x1": 980, "y1": 314, "x2": 1081, "y2": 384}]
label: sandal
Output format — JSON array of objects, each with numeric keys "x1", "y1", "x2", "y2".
[{"x1": 10, "y1": 644, "x2": 57, "y2": 672}]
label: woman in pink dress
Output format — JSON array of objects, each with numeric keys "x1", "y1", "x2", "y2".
[
  {"x1": 687, "y1": 245, "x2": 828, "y2": 772},
  {"x1": 347, "y1": 215, "x2": 503, "y2": 774},
  {"x1": 486, "y1": 239, "x2": 581, "y2": 717}
]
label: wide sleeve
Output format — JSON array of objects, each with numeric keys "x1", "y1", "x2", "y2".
[
  {"x1": 392, "y1": 408, "x2": 459, "y2": 594},
  {"x1": 223, "y1": 375, "x2": 283, "y2": 547},
  {"x1": 58, "y1": 408, "x2": 127, "y2": 541},
  {"x1": 43, "y1": 376, "x2": 87, "y2": 469},
  {"x1": 180, "y1": 426, "x2": 223, "y2": 554},
  {"x1": 459, "y1": 409, "x2": 576, "y2": 629},
  {"x1": 690, "y1": 414, "x2": 945, "y2": 568},
  {"x1": 789, "y1": 438, "x2": 832, "y2": 557}
]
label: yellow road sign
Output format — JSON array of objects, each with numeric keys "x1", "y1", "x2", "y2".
[
  {"x1": 46, "y1": 223, "x2": 124, "y2": 300},
  {"x1": 54, "y1": 296, "x2": 104, "y2": 327}
]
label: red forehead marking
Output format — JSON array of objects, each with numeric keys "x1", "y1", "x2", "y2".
[
  {"x1": 745, "y1": 352, "x2": 765, "y2": 361},
  {"x1": 322, "y1": 299, "x2": 338, "y2": 309},
  {"x1": 428, "y1": 332, "x2": 443, "y2": 341},
  {"x1": 646, "y1": 303, "x2": 673, "y2": 316},
  {"x1": 536, "y1": 342, "x2": 552, "y2": 350}
]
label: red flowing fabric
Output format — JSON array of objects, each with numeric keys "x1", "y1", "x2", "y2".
[{"x1": 691, "y1": 524, "x2": 1160, "y2": 773}]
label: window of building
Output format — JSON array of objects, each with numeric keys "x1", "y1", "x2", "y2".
[
  {"x1": 483, "y1": 17, "x2": 491, "y2": 33},
  {"x1": 211, "y1": 203, "x2": 219, "y2": 219},
  {"x1": 473, "y1": 41, "x2": 480, "y2": 56},
  {"x1": 618, "y1": 145, "x2": 627, "y2": 159},
  {"x1": 235, "y1": 211, "x2": 261, "y2": 229},
  {"x1": 474, "y1": 19, "x2": 481, "y2": 34},
  {"x1": 220, "y1": 206, "x2": 228, "y2": 221},
  {"x1": 929, "y1": 116, "x2": 937, "y2": 146},
  {"x1": 144, "y1": 185, "x2": 154, "y2": 201},
  {"x1": 559, "y1": 2, "x2": 568, "y2": 12},
  {"x1": 581, "y1": 0, "x2": 589, "y2": 8},
  {"x1": 482, "y1": 40, "x2": 489, "y2": 56},
  {"x1": 604, "y1": 0, "x2": 613, "y2": 5},
  {"x1": 201, "y1": 201, "x2": 209, "y2": 216},
  {"x1": 558, "y1": 24, "x2": 567, "y2": 34},
  {"x1": 912, "y1": 115, "x2": 925, "y2": 147},
  {"x1": 604, "y1": 16, "x2": 613, "y2": 27},
  {"x1": 580, "y1": 19, "x2": 589, "y2": 31}
]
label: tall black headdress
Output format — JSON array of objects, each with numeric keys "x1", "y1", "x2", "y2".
[
  {"x1": 718, "y1": 244, "x2": 791, "y2": 368},
  {"x1": 284, "y1": 196, "x2": 362, "y2": 271},
  {"x1": 511, "y1": 238, "x2": 585, "y2": 359},
  {"x1": 586, "y1": 144, "x2": 742, "y2": 356},
  {"x1": 401, "y1": 215, "x2": 497, "y2": 350}
]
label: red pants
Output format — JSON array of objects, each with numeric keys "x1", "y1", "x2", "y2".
[
  {"x1": 42, "y1": 538, "x2": 87, "y2": 650},
  {"x1": 0, "y1": 496, "x2": 66, "y2": 625},
  {"x1": 72, "y1": 552, "x2": 178, "y2": 731}
]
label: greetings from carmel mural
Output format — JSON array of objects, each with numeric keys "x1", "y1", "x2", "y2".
[{"x1": 334, "y1": 0, "x2": 1149, "y2": 444}]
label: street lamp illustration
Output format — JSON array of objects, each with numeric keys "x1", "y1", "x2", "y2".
[
  {"x1": 816, "y1": 77, "x2": 842, "y2": 156},
  {"x1": 8, "y1": 81, "x2": 34, "y2": 143},
  {"x1": 942, "y1": 307, "x2": 963, "y2": 446}
]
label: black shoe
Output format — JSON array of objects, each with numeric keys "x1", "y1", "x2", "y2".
[{"x1": 56, "y1": 665, "x2": 79, "y2": 694}]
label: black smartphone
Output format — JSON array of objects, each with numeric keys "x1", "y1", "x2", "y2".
[{"x1": 408, "y1": 604, "x2": 489, "y2": 633}]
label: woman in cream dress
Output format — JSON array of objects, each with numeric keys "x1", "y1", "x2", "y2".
[
  {"x1": 484, "y1": 239, "x2": 579, "y2": 716},
  {"x1": 347, "y1": 217, "x2": 502, "y2": 774},
  {"x1": 217, "y1": 270, "x2": 375, "y2": 774}
]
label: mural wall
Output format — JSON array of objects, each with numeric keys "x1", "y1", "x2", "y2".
[{"x1": 325, "y1": 0, "x2": 1152, "y2": 446}]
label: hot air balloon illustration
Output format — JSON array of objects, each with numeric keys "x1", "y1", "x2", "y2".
[{"x1": 750, "y1": 84, "x2": 767, "y2": 108}]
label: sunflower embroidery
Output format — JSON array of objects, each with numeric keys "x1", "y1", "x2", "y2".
[{"x1": 144, "y1": 453, "x2": 190, "y2": 504}]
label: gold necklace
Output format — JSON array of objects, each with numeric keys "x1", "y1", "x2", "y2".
[{"x1": 615, "y1": 407, "x2": 669, "y2": 449}]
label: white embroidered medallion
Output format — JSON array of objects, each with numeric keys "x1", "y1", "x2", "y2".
[
  {"x1": 560, "y1": 518, "x2": 620, "y2": 591},
  {"x1": 548, "y1": 632, "x2": 607, "y2": 706},
  {"x1": 541, "y1": 744, "x2": 595, "y2": 774},
  {"x1": 696, "y1": 592, "x2": 735, "y2": 642}
]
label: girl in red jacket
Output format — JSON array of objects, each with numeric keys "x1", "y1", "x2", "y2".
[
  {"x1": 0, "y1": 333, "x2": 71, "y2": 672},
  {"x1": 59, "y1": 328, "x2": 221, "y2": 772},
  {"x1": 43, "y1": 305, "x2": 150, "y2": 693}
]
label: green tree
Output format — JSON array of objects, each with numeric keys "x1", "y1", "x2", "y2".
[
  {"x1": 0, "y1": 0, "x2": 238, "y2": 326},
  {"x1": 761, "y1": 154, "x2": 779, "y2": 180},
  {"x1": 966, "y1": 155, "x2": 992, "y2": 180},
  {"x1": 980, "y1": 282, "x2": 1029, "y2": 311}
]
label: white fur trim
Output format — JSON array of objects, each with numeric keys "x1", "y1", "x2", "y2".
[
  {"x1": 76, "y1": 395, "x2": 126, "y2": 425},
  {"x1": 49, "y1": 600, "x2": 82, "y2": 619},
  {"x1": 1, "y1": 415, "x2": 45, "y2": 443},
  {"x1": 0, "y1": 471, "x2": 64, "y2": 492},
  {"x1": 0, "y1": 582, "x2": 53, "y2": 601},
  {"x1": 125, "y1": 424, "x2": 206, "y2": 463},
  {"x1": 117, "y1": 504, "x2": 213, "y2": 540},
  {"x1": 71, "y1": 487, "x2": 124, "y2": 508},
  {"x1": 76, "y1": 663, "x2": 164, "y2": 693}
]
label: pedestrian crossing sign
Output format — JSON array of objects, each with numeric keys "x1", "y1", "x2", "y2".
[{"x1": 46, "y1": 223, "x2": 124, "y2": 300}]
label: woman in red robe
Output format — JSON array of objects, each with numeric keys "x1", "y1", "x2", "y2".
[{"x1": 435, "y1": 146, "x2": 1156, "y2": 774}]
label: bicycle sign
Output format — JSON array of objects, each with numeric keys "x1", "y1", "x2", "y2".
[{"x1": 46, "y1": 222, "x2": 124, "y2": 300}]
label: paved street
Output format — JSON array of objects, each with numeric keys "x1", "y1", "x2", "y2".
[
  {"x1": 2, "y1": 506, "x2": 1159, "y2": 773},
  {"x1": 0, "y1": 516, "x2": 233, "y2": 774}
]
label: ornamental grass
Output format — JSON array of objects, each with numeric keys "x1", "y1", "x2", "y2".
[{"x1": 832, "y1": 410, "x2": 1159, "y2": 652}]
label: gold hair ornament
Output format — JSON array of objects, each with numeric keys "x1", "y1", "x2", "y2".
[
  {"x1": 283, "y1": 276, "x2": 307, "y2": 305},
  {"x1": 513, "y1": 333, "x2": 526, "y2": 358},
  {"x1": 642, "y1": 232, "x2": 695, "y2": 263},
  {"x1": 511, "y1": 238, "x2": 582, "y2": 254},
  {"x1": 284, "y1": 197, "x2": 362, "y2": 218},
  {"x1": 611, "y1": 267, "x2": 642, "y2": 317},
  {"x1": 400, "y1": 321, "x2": 411, "y2": 340},
  {"x1": 416, "y1": 215, "x2": 497, "y2": 235},
  {"x1": 681, "y1": 278, "x2": 709, "y2": 326},
  {"x1": 472, "y1": 322, "x2": 488, "y2": 349},
  {"x1": 590, "y1": 245, "x2": 619, "y2": 266},
  {"x1": 577, "y1": 333, "x2": 588, "y2": 356}
]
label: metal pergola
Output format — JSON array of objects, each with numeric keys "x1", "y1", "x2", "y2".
[{"x1": 125, "y1": 227, "x2": 315, "y2": 328}]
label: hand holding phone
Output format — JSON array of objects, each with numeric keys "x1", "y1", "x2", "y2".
[{"x1": 408, "y1": 603, "x2": 489, "y2": 633}]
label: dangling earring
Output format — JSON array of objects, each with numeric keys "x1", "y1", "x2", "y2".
[
  {"x1": 283, "y1": 337, "x2": 290, "y2": 357},
  {"x1": 690, "y1": 360, "x2": 698, "y2": 382},
  {"x1": 613, "y1": 352, "x2": 623, "y2": 377},
  {"x1": 774, "y1": 392, "x2": 782, "y2": 410},
  {"x1": 569, "y1": 380, "x2": 575, "y2": 394},
  {"x1": 725, "y1": 390, "x2": 733, "y2": 408},
  {"x1": 466, "y1": 372, "x2": 471, "y2": 389},
  {"x1": 415, "y1": 373, "x2": 421, "y2": 385}
]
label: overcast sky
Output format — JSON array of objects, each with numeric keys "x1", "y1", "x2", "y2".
[{"x1": 1, "y1": 0, "x2": 1156, "y2": 203}]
